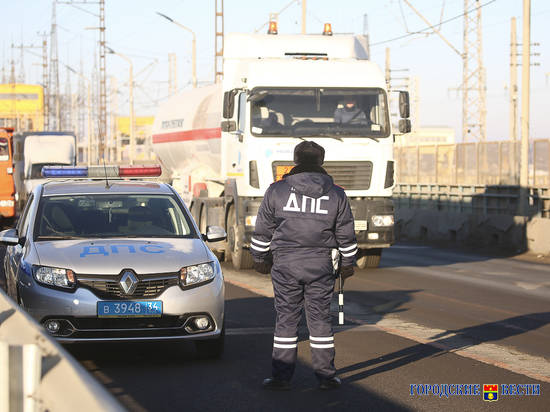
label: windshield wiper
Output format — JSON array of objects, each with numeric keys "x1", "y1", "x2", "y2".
[{"x1": 36, "y1": 235, "x2": 82, "y2": 241}]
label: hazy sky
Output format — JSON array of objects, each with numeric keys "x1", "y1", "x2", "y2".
[{"x1": 2, "y1": 0, "x2": 549, "y2": 141}]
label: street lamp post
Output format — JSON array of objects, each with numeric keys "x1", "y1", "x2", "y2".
[
  {"x1": 107, "y1": 47, "x2": 135, "y2": 164},
  {"x1": 156, "y1": 12, "x2": 197, "y2": 88},
  {"x1": 67, "y1": 66, "x2": 93, "y2": 166}
]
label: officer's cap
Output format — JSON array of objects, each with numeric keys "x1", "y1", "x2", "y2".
[{"x1": 294, "y1": 141, "x2": 325, "y2": 166}]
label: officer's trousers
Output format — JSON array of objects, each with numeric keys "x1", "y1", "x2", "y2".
[{"x1": 270, "y1": 249, "x2": 336, "y2": 381}]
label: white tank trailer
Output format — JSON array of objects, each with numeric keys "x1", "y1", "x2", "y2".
[{"x1": 152, "y1": 30, "x2": 411, "y2": 270}]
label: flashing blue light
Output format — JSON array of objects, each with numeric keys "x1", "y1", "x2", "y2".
[{"x1": 41, "y1": 166, "x2": 88, "y2": 178}]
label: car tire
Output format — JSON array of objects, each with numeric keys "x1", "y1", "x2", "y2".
[
  {"x1": 227, "y1": 206, "x2": 254, "y2": 270},
  {"x1": 195, "y1": 325, "x2": 225, "y2": 359},
  {"x1": 356, "y1": 248, "x2": 382, "y2": 269}
]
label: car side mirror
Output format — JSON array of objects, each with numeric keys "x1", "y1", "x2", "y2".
[
  {"x1": 398, "y1": 119, "x2": 412, "y2": 134},
  {"x1": 0, "y1": 228, "x2": 20, "y2": 246},
  {"x1": 204, "y1": 225, "x2": 227, "y2": 242}
]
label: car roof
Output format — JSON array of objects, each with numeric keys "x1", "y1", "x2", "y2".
[{"x1": 41, "y1": 179, "x2": 174, "y2": 197}]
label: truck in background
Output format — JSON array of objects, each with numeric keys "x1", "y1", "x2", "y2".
[
  {"x1": 0, "y1": 127, "x2": 16, "y2": 225},
  {"x1": 152, "y1": 25, "x2": 411, "y2": 270},
  {"x1": 13, "y1": 131, "x2": 77, "y2": 209}
]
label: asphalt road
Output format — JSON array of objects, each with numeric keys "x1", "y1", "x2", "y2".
[{"x1": 2, "y1": 244, "x2": 549, "y2": 411}]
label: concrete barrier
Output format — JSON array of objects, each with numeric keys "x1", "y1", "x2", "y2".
[
  {"x1": 395, "y1": 208, "x2": 528, "y2": 253},
  {"x1": 0, "y1": 289, "x2": 124, "y2": 412}
]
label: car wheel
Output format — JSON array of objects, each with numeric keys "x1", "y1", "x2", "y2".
[
  {"x1": 195, "y1": 326, "x2": 225, "y2": 359},
  {"x1": 227, "y1": 206, "x2": 254, "y2": 270}
]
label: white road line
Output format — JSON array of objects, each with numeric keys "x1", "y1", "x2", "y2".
[{"x1": 223, "y1": 265, "x2": 550, "y2": 383}]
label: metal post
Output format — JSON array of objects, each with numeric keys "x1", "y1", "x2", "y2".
[
  {"x1": 0, "y1": 342, "x2": 8, "y2": 412},
  {"x1": 519, "y1": 0, "x2": 530, "y2": 215},
  {"x1": 301, "y1": 0, "x2": 307, "y2": 34},
  {"x1": 129, "y1": 61, "x2": 134, "y2": 164},
  {"x1": 86, "y1": 82, "x2": 92, "y2": 166},
  {"x1": 191, "y1": 33, "x2": 197, "y2": 88}
]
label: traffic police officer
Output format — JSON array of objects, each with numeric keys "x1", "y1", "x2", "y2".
[{"x1": 251, "y1": 141, "x2": 357, "y2": 390}]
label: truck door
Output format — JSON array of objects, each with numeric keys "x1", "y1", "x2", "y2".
[{"x1": 225, "y1": 92, "x2": 247, "y2": 180}]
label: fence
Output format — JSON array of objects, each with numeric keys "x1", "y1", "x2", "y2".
[{"x1": 395, "y1": 139, "x2": 550, "y2": 187}]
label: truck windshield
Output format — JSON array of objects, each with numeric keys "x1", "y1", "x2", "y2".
[
  {"x1": 35, "y1": 194, "x2": 195, "y2": 240},
  {"x1": 249, "y1": 87, "x2": 389, "y2": 138}
]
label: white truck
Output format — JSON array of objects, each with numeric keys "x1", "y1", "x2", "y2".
[
  {"x1": 13, "y1": 131, "x2": 77, "y2": 209},
  {"x1": 152, "y1": 28, "x2": 411, "y2": 270}
]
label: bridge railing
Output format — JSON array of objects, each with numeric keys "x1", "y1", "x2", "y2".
[{"x1": 0, "y1": 288, "x2": 124, "y2": 412}]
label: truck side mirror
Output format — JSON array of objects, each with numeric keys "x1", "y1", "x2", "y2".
[
  {"x1": 398, "y1": 119, "x2": 411, "y2": 134},
  {"x1": 399, "y1": 91, "x2": 410, "y2": 119},
  {"x1": 223, "y1": 89, "x2": 238, "y2": 119}
]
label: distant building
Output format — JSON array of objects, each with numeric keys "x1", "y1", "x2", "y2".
[
  {"x1": 396, "y1": 127, "x2": 455, "y2": 146},
  {"x1": 114, "y1": 116, "x2": 155, "y2": 161},
  {"x1": 0, "y1": 84, "x2": 44, "y2": 132}
]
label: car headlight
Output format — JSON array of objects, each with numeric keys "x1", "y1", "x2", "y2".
[
  {"x1": 180, "y1": 262, "x2": 215, "y2": 287},
  {"x1": 371, "y1": 215, "x2": 394, "y2": 227},
  {"x1": 34, "y1": 266, "x2": 75, "y2": 289}
]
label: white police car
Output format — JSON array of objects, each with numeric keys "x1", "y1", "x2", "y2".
[{"x1": 0, "y1": 165, "x2": 226, "y2": 357}]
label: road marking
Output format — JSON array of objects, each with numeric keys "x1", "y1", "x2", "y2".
[{"x1": 223, "y1": 265, "x2": 550, "y2": 383}]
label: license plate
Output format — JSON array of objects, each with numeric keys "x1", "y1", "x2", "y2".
[
  {"x1": 97, "y1": 301, "x2": 163, "y2": 318},
  {"x1": 354, "y1": 220, "x2": 368, "y2": 231},
  {"x1": 275, "y1": 165, "x2": 294, "y2": 181}
]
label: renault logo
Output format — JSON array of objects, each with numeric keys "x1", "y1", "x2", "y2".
[{"x1": 119, "y1": 271, "x2": 138, "y2": 295}]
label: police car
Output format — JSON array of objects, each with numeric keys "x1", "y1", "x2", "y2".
[{"x1": 0, "y1": 165, "x2": 225, "y2": 357}]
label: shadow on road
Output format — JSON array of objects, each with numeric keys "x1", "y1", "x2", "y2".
[
  {"x1": 340, "y1": 312, "x2": 550, "y2": 384},
  {"x1": 67, "y1": 287, "x2": 415, "y2": 412}
]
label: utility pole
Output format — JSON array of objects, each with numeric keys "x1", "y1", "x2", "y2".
[
  {"x1": 462, "y1": 0, "x2": 486, "y2": 141},
  {"x1": 519, "y1": 0, "x2": 530, "y2": 215},
  {"x1": 403, "y1": 0, "x2": 486, "y2": 142},
  {"x1": 49, "y1": 0, "x2": 60, "y2": 131},
  {"x1": 510, "y1": 17, "x2": 518, "y2": 143},
  {"x1": 510, "y1": 17, "x2": 518, "y2": 184},
  {"x1": 98, "y1": 0, "x2": 106, "y2": 160},
  {"x1": 301, "y1": 0, "x2": 307, "y2": 34},
  {"x1": 42, "y1": 35, "x2": 49, "y2": 130},
  {"x1": 385, "y1": 48, "x2": 391, "y2": 90},
  {"x1": 363, "y1": 14, "x2": 370, "y2": 58},
  {"x1": 215, "y1": 0, "x2": 224, "y2": 83}
]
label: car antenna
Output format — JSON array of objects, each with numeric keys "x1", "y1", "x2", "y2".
[{"x1": 102, "y1": 159, "x2": 111, "y2": 189}]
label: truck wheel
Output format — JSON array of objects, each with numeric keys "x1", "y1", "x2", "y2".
[
  {"x1": 227, "y1": 206, "x2": 254, "y2": 270},
  {"x1": 356, "y1": 248, "x2": 382, "y2": 269},
  {"x1": 195, "y1": 325, "x2": 225, "y2": 359}
]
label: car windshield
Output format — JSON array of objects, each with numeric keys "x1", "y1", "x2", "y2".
[
  {"x1": 249, "y1": 87, "x2": 389, "y2": 138},
  {"x1": 35, "y1": 194, "x2": 195, "y2": 240}
]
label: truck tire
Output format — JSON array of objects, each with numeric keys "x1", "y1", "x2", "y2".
[
  {"x1": 227, "y1": 206, "x2": 254, "y2": 270},
  {"x1": 356, "y1": 248, "x2": 382, "y2": 269}
]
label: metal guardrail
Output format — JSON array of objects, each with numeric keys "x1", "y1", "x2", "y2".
[
  {"x1": 393, "y1": 183, "x2": 550, "y2": 218},
  {"x1": 0, "y1": 288, "x2": 124, "y2": 412}
]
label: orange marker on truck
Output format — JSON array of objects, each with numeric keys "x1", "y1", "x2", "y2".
[{"x1": 0, "y1": 127, "x2": 16, "y2": 224}]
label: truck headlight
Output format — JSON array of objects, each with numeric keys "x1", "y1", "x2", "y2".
[
  {"x1": 34, "y1": 266, "x2": 75, "y2": 289},
  {"x1": 0, "y1": 200, "x2": 14, "y2": 207},
  {"x1": 180, "y1": 262, "x2": 215, "y2": 287},
  {"x1": 371, "y1": 215, "x2": 394, "y2": 227}
]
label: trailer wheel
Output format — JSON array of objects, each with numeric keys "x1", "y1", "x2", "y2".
[
  {"x1": 227, "y1": 206, "x2": 254, "y2": 270},
  {"x1": 356, "y1": 248, "x2": 382, "y2": 269}
]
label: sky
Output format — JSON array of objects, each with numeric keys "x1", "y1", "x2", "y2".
[{"x1": 1, "y1": 0, "x2": 549, "y2": 141}]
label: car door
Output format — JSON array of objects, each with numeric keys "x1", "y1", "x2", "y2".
[{"x1": 6, "y1": 193, "x2": 33, "y2": 300}]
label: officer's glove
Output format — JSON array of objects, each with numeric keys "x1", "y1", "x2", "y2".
[
  {"x1": 254, "y1": 260, "x2": 272, "y2": 275},
  {"x1": 340, "y1": 265, "x2": 354, "y2": 281}
]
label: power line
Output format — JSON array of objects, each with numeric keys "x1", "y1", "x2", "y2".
[{"x1": 371, "y1": 0, "x2": 498, "y2": 47}]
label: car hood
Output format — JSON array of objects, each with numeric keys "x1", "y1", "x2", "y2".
[{"x1": 33, "y1": 238, "x2": 210, "y2": 275}]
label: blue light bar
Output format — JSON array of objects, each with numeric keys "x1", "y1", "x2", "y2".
[{"x1": 42, "y1": 166, "x2": 88, "y2": 178}]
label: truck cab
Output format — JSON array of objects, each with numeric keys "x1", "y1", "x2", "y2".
[{"x1": 0, "y1": 127, "x2": 16, "y2": 224}]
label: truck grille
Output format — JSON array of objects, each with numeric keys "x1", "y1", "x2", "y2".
[
  {"x1": 272, "y1": 161, "x2": 373, "y2": 190},
  {"x1": 78, "y1": 272, "x2": 179, "y2": 299}
]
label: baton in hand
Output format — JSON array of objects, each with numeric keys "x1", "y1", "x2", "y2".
[{"x1": 338, "y1": 271, "x2": 344, "y2": 325}]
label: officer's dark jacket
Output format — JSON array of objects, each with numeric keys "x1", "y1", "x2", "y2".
[{"x1": 251, "y1": 165, "x2": 357, "y2": 267}]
